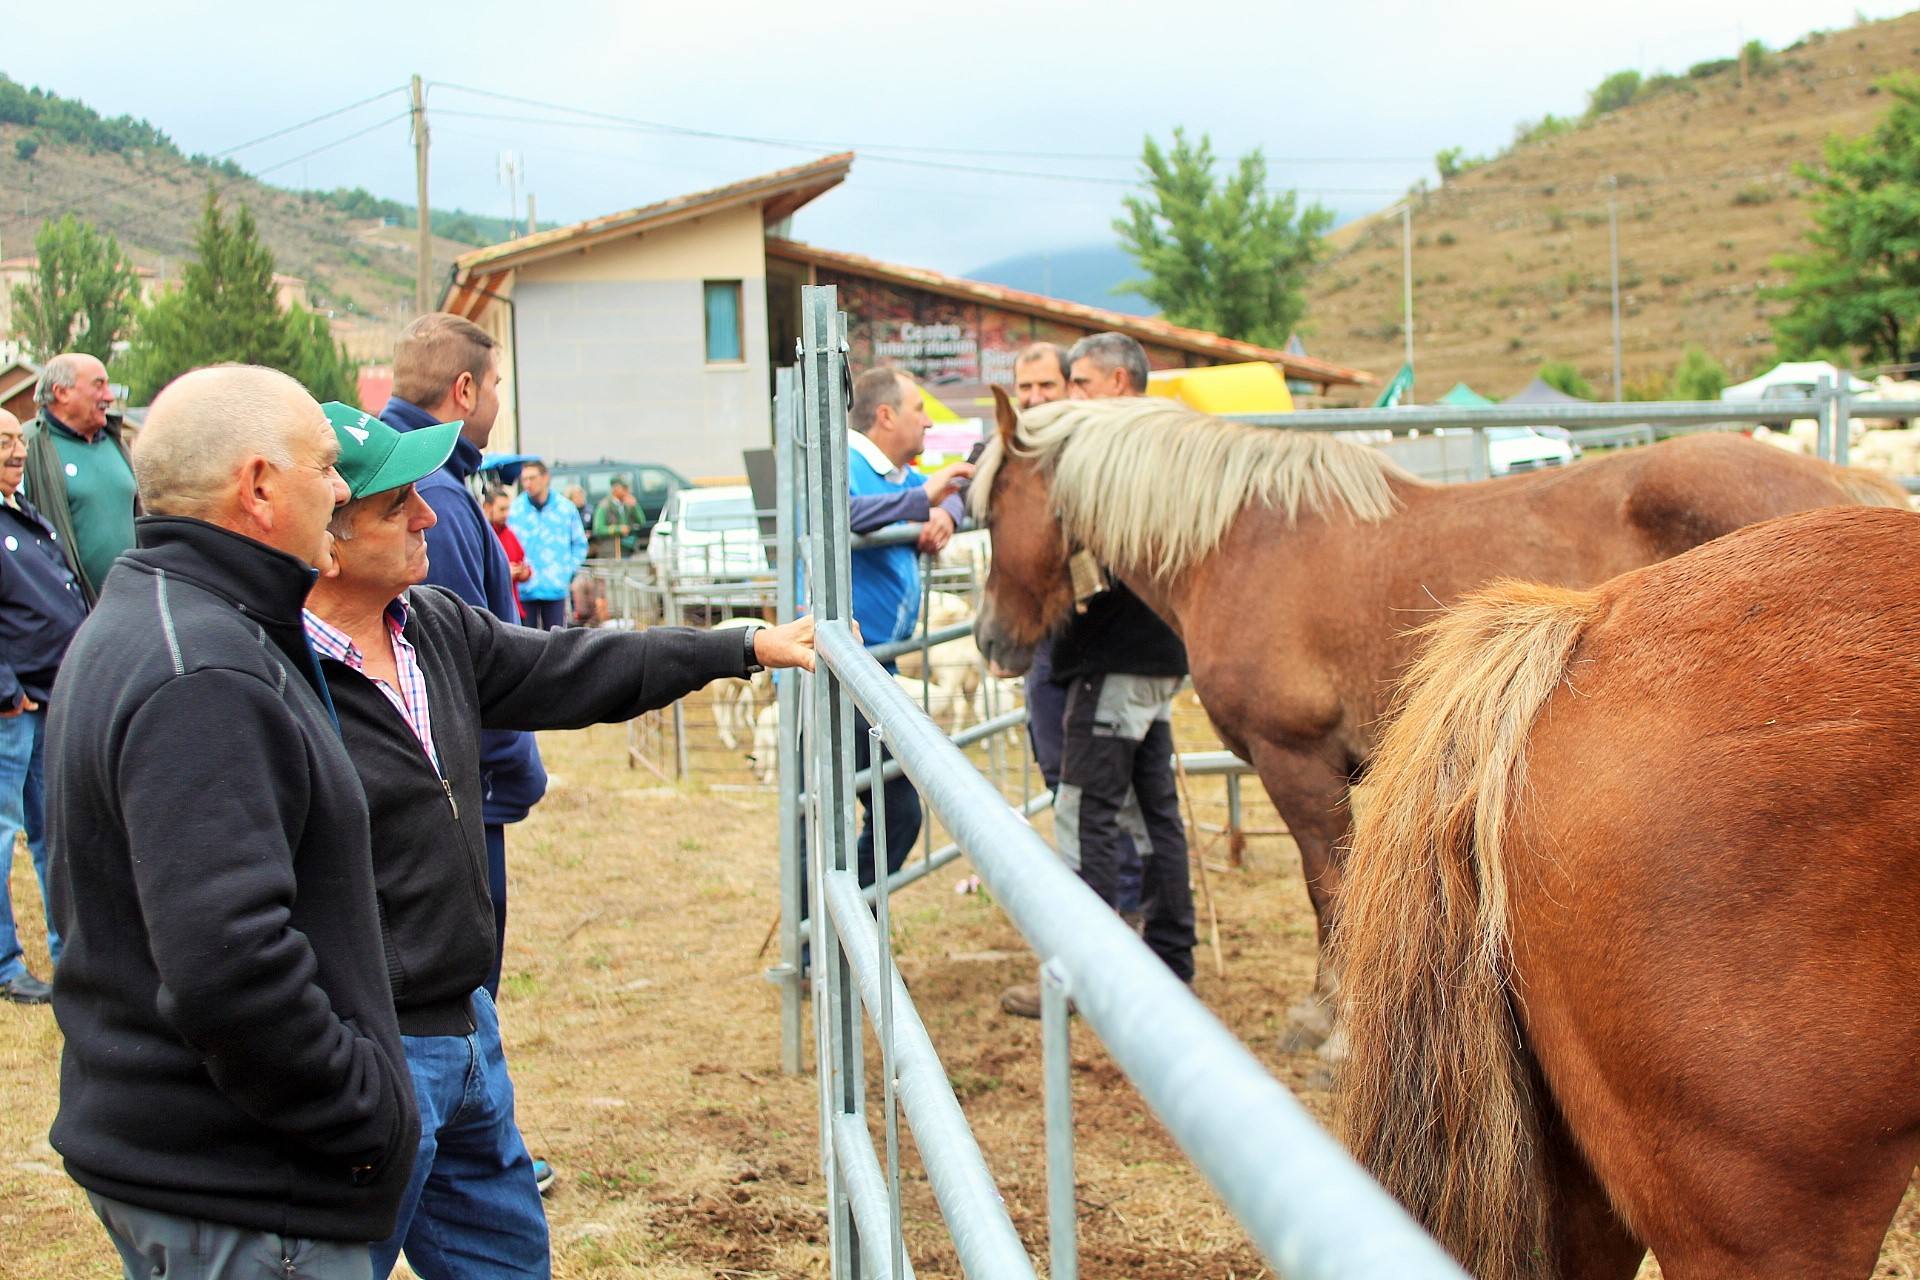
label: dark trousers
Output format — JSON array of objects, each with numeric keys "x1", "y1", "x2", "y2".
[
  {"x1": 1025, "y1": 643, "x2": 1067, "y2": 792},
  {"x1": 797, "y1": 710, "x2": 922, "y2": 966},
  {"x1": 484, "y1": 823, "x2": 507, "y2": 999},
  {"x1": 522, "y1": 598, "x2": 566, "y2": 630},
  {"x1": 87, "y1": 1191, "x2": 371, "y2": 1279},
  {"x1": 1057, "y1": 672, "x2": 1196, "y2": 981}
]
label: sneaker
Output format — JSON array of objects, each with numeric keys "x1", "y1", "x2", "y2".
[
  {"x1": 532, "y1": 1158, "x2": 555, "y2": 1196},
  {"x1": 0, "y1": 972, "x2": 52, "y2": 1005},
  {"x1": 1000, "y1": 981, "x2": 1074, "y2": 1020}
]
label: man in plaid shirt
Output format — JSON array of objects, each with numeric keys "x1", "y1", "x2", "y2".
[{"x1": 304, "y1": 404, "x2": 815, "y2": 1278}]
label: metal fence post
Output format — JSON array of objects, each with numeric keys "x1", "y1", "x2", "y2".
[
  {"x1": 1815, "y1": 375, "x2": 1835, "y2": 463},
  {"x1": 800, "y1": 287, "x2": 864, "y2": 1277},
  {"x1": 773, "y1": 365, "x2": 806, "y2": 1075},
  {"x1": 1041, "y1": 957, "x2": 1078, "y2": 1280},
  {"x1": 1835, "y1": 369, "x2": 1853, "y2": 466}
]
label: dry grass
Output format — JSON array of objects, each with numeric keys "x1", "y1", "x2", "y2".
[
  {"x1": 1304, "y1": 11, "x2": 1920, "y2": 399},
  {"x1": 0, "y1": 699, "x2": 1915, "y2": 1276}
]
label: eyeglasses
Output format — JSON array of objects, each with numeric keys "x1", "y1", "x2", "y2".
[{"x1": 0, "y1": 434, "x2": 24, "y2": 451}]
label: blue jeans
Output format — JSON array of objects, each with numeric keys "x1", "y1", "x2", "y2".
[
  {"x1": 371, "y1": 989, "x2": 548, "y2": 1280},
  {"x1": 0, "y1": 708, "x2": 57, "y2": 982}
]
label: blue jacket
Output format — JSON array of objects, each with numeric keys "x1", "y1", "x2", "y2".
[
  {"x1": 0, "y1": 495, "x2": 88, "y2": 705},
  {"x1": 379, "y1": 398, "x2": 546, "y2": 824},
  {"x1": 506, "y1": 492, "x2": 586, "y2": 602},
  {"x1": 848, "y1": 447, "x2": 923, "y2": 652}
]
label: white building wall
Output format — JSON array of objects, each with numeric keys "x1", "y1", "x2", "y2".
[{"x1": 507, "y1": 207, "x2": 771, "y2": 480}]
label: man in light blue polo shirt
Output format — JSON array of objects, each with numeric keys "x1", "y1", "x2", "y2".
[{"x1": 843, "y1": 367, "x2": 971, "y2": 887}]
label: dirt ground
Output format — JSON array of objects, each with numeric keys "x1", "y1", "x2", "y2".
[{"x1": 1, "y1": 699, "x2": 1916, "y2": 1278}]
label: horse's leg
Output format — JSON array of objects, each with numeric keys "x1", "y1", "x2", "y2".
[
  {"x1": 1534, "y1": 1084, "x2": 1647, "y2": 1280},
  {"x1": 1246, "y1": 741, "x2": 1352, "y2": 1054}
]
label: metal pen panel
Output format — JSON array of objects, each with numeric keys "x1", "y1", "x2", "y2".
[
  {"x1": 816, "y1": 621, "x2": 1467, "y2": 1280},
  {"x1": 822, "y1": 869, "x2": 1039, "y2": 1280}
]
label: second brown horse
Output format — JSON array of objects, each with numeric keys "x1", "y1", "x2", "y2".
[{"x1": 969, "y1": 392, "x2": 1904, "y2": 1044}]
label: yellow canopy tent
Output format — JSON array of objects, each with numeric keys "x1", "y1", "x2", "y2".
[
  {"x1": 1144, "y1": 362, "x2": 1295, "y2": 415},
  {"x1": 920, "y1": 388, "x2": 963, "y2": 423}
]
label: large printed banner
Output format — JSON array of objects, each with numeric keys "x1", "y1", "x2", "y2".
[{"x1": 821, "y1": 270, "x2": 1186, "y2": 386}]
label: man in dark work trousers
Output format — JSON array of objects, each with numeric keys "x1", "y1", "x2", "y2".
[{"x1": 1002, "y1": 332, "x2": 1195, "y2": 1019}]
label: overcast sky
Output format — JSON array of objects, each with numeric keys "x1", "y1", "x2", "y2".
[{"x1": 5, "y1": 0, "x2": 1909, "y2": 274}]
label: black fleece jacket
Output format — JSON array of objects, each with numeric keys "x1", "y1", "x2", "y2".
[
  {"x1": 47, "y1": 517, "x2": 419, "y2": 1242},
  {"x1": 1049, "y1": 580, "x2": 1188, "y2": 683},
  {"x1": 321, "y1": 587, "x2": 749, "y2": 1036}
]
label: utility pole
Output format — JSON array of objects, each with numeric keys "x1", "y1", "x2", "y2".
[
  {"x1": 526, "y1": 193, "x2": 537, "y2": 237},
  {"x1": 1401, "y1": 201, "x2": 1415, "y2": 400},
  {"x1": 411, "y1": 74, "x2": 431, "y2": 317},
  {"x1": 1608, "y1": 175, "x2": 1623, "y2": 402}
]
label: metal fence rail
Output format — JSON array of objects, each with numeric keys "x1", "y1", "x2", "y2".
[{"x1": 790, "y1": 284, "x2": 1466, "y2": 1280}]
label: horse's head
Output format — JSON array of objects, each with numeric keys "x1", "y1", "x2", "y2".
[{"x1": 970, "y1": 386, "x2": 1076, "y2": 675}]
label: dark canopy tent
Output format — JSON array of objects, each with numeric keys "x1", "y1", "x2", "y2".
[{"x1": 1504, "y1": 378, "x2": 1587, "y2": 405}]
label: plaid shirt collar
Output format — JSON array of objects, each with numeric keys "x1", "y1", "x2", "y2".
[{"x1": 303, "y1": 595, "x2": 440, "y2": 771}]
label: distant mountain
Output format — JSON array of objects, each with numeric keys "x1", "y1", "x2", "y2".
[{"x1": 967, "y1": 245, "x2": 1155, "y2": 317}]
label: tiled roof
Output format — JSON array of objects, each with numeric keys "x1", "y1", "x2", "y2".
[{"x1": 766, "y1": 239, "x2": 1374, "y2": 389}]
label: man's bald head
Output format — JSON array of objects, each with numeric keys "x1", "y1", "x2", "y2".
[{"x1": 134, "y1": 366, "x2": 348, "y2": 570}]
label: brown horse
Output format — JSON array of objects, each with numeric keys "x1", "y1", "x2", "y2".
[
  {"x1": 1337, "y1": 505, "x2": 1920, "y2": 1279},
  {"x1": 968, "y1": 392, "x2": 1906, "y2": 1045}
]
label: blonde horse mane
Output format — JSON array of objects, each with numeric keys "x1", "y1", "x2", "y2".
[{"x1": 970, "y1": 397, "x2": 1417, "y2": 578}]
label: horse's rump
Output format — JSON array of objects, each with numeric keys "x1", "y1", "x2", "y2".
[{"x1": 1340, "y1": 506, "x2": 1920, "y2": 1278}]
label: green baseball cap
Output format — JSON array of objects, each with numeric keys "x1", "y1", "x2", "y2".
[{"x1": 320, "y1": 402, "x2": 463, "y2": 499}]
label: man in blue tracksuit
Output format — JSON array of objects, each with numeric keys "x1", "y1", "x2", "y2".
[{"x1": 379, "y1": 314, "x2": 546, "y2": 1002}]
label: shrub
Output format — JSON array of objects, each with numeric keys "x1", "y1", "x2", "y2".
[
  {"x1": 1732, "y1": 185, "x2": 1774, "y2": 206},
  {"x1": 1436, "y1": 230, "x2": 1457, "y2": 246},
  {"x1": 1588, "y1": 70, "x2": 1643, "y2": 116},
  {"x1": 1670, "y1": 345, "x2": 1727, "y2": 400},
  {"x1": 1538, "y1": 360, "x2": 1594, "y2": 398}
]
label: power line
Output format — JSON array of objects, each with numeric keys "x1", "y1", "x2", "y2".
[{"x1": 426, "y1": 81, "x2": 1432, "y2": 167}]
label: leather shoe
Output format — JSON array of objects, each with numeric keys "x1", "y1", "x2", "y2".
[{"x1": 0, "y1": 972, "x2": 52, "y2": 1005}]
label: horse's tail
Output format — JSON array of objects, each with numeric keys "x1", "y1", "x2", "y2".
[
  {"x1": 1834, "y1": 464, "x2": 1909, "y2": 509},
  {"x1": 1338, "y1": 579, "x2": 1604, "y2": 1280}
]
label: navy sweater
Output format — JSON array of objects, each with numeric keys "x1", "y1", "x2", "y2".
[
  {"x1": 0, "y1": 495, "x2": 88, "y2": 705},
  {"x1": 48, "y1": 518, "x2": 417, "y2": 1240},
  {"x1": 380, "y1": 397, "x2": 546, "y2": 824}
]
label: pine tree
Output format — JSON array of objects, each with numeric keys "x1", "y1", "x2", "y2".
[
  {"x1": 8, "y1": 214, "x2": 140, "y2": 361},
  {"x1": 1115, "y1": 129, "x2": 1332, "y2": 348},
  {"x1": 119, "y1": 190, "x2": 354, "y2": 404}
]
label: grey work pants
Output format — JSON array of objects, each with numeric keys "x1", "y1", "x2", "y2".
[{"x1": 86, "y1": 1191, "x2": 373, "y2": 1280}]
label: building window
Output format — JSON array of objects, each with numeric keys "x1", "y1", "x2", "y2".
[{"x1": 704, "y1": 280, "x2": 744, "y2": 363}]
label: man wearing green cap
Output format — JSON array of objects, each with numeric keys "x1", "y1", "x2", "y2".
[{"x1": 305, "y1": 404, "x2": 816, "y2": 1279}]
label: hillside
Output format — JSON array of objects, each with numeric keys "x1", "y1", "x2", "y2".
[
  {"x1": 0, "y1": 121, "x2": 473, "y2": 360},
  {"x1": 1302, "y1": 11, "x2": 1920, "y2": 403}
]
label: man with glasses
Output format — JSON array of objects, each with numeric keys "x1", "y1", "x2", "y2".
[{"x1": 0, "y1": 408, "x2": 87, "y2": 1005}]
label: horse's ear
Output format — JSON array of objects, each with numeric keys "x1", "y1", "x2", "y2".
[{"x1": 991, "y1": 384, "x2": 1018, "y2": 444}]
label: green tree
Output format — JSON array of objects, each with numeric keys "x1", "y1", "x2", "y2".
[
  {"x1": 13, "y1": 136, "x2": 37, "y2": 162},
  {"x1": 1434, "y1": 146, "x2": 1483, "y2": 182},
  {"x1": 283, "y1": 304, "x2": 359, "y2": 405},
  {"x1": 7, "y1": 214, "x2": 141, "y2": 361},
  {"x1": 1669, "y1": 345, "x2": 1727, "y2": 400},
  {"x1": 1770, "y1": 75, "x2": 1920, "y2": 368},
  {"x1": 1537, "y1": 360, "x2": 1594, "y2": 399},
  {"x1": 1588, "y1": 70, "x2": 1642, "y2": 116},
  {"x1": 1115, "y1": 128, "x2": 1333, "y2": 348},
  {"x1": 119, "y1": 191, "x2": 307, "y2": 403}
]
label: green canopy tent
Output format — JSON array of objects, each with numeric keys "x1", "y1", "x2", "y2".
[{"x1": 1439, "y1": 382, "x2": 1494, "y2": 407}]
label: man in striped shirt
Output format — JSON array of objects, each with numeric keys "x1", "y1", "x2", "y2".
[{"x1": 304, "y1": 404, "x2": 816, "y2": 1278}]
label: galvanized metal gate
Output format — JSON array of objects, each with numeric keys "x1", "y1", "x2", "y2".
[{"x1": 777, "y1": 284, "x2": 1466, "y2": 1280}]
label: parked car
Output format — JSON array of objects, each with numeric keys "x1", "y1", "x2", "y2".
[
  {"x1": 1485, "y1": 426, "x2": 1579, "y2": 476},
  {"x1": 546, "y1": 459, "x2": 690, "y2": 549},
  {"x1": 1757, "y1": 382, "x2": 1820, "y2": 430},
  {"x1": 646, "y1": 485, "x2": 770, "y2": 583}
]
